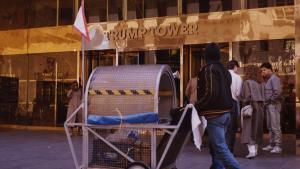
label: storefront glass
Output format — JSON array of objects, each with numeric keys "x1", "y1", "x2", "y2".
[
  {"x1": 0, "y1": 52, "x2": 78, "y2": 126},
  {"x1": 233, "y1": 39, "x2": 296, "y2": 133},
  {"x1": 86, "y1": 0, "x2": 107, "y2": 23},
  {"x1": 182, "y1": 0, "x2": 241, "y2": 14},
  {"x1": 108, "y1": 0, "x2": 123, "y2": 21},
  {"x1": 0, "y1": 54, "x2": 28, "y2": 124},
  {"x1": 28, "y1": 52, "x2": 77, "y2": 126},
  {"x1": 59, "y1": 0, "x2": 75, "y2": 25},
  {"x1": 28, "y1": 0, "x2": 57, "y2": 28},
  {"x1": 183, "y1": 43, "x2": 229, "y2": 104},
  {"x1": 85, "y1": 50, "x2": 116, "y2": 76},
  {"x1": 0, "y1": 0, "x2": 28, "y2": 30},
  {"x1": 127, "y1": 0, "x2": 144, "y2": 19},
  {"x1": 245, "y1": 0, "x2": 294, "y2": 9},
  {"x1": 144, "y1": 0, "x2": 177, "y2": 18}
]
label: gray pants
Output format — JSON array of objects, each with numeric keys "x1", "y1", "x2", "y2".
[{"x1": 266, "y1": 103, "x2": 282, "y2": 146}]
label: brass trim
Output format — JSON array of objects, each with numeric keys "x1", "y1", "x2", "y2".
[
  {"x1": 229, "y1": 42, "x2": 233, "y2": 60},
  {"x1": 180, "y1": 45, "x2": 184, "y2": 107},
  {"x1": 56, "y1": 0, "x2": 59, "y2": 26}
]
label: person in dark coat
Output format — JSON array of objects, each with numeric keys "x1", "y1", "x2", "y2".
[{"x1": 195, "y1": 43, "x2": 240, "y2": 169}]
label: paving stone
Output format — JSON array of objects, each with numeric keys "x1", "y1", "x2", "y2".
[{"x1": 0, "y1": 129, "x2": 299, "y2": 169}]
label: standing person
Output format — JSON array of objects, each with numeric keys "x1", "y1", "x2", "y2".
[
  {"x1": 195, "y1": 43, "x2": 240, "y2": 169},
  {"x1": 226, "y1": 60, "x2": 243, "y2": 154},
  {"x1": 240, "y1": 65, "x2": 265, "y2": 159},
  {"x1": 185, "y1": 77, "x2": 197, "y2": 104},
  {"x1": 261, "y1": 62, "x2": 283, "y2": 153},
  {"x1": 66, "y1": 81, "x2": 82, "y2": 135}
]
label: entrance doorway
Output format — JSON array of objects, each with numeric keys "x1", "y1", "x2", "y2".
[
  {"x1": 183, "y1": 43, "x2": 230, "y2": 104},
  {"x1": 85, "y1": 49, "x2": 116, "y2": 76}
]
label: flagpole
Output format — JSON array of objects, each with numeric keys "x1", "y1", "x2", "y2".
[
  {"x1": 81, "y1": 38, "x2": 85, "y2": 102},
  {"x1": 81, "y1": 36, "x2": 88, "y2": 169},
  {"x1": 73, "y1": 0, "x2": 89, "y2": 167}
]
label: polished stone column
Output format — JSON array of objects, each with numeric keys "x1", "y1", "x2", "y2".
[{"x1": 295, "y1": 0, "x2": 300, "y2": 155}]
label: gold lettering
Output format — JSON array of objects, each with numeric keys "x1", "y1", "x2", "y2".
[
  {"x1": 156, "y1": 26, "x2": 167, "y2": 37},
  {"x1": 109, "y1": 22, "x2": 199, "y2": 40},
  {"x1": 108, "y1": 30, "x2": 118, "y2": 40},
  {"x1": 167, "y1": 23, "x2": 179, "y2": 37},
  {"x1": 118, "y1": 29, "x2": 126, "y2": 40},
  {"x1": 180, "y1": 23, "x2": 189, "y2": 35},
  {"x1": 138, "y1": 27, "x2": 147, "y2": 38},
  {"x1": 188, "y1": 23, "x2": 198, "y2": 35},
  {"x1": 127, "y1": 28, "x2": 138, "y2": 39},
  {"x1": 149, "y1": 27, "x2": 156, "y2": 35}
]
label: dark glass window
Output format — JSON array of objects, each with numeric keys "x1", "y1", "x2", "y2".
[
  {"x1": 59, "y1": 0, "x2": 74, "y2": 25},
  {"x1": 182, "y1": 0, "x2": 240, "y2": 14},
  {"x1": 28, "y1": 52, "x2": 77, "y2": 126},
  {"x1": 108, "y1": 0, "x2": 123, "y2": 21},
  {"x1": 246, "y1": 0, "x2": 294, "y2": 9},
  {"x1": 86, "y1": 0, "x2": 107, "y2": 23},
  {"x1": 127, "y1": 0, "x2": 144, "y2": 19},
  {"x1": 85, "y1": 50, "x2": 116, "y2": 75},
  {"x1": 0, "y1": 0, "x2": 28, "y2": 30},
  {"x1": 28, "y1": 0, "x2": 57, "y2": 28},
  {"x1": 0, "y1": 54, "x2": 29, "y2": 124},
  {"x1": 145, "y1": 0, "x2": 177, "y2": 18}
]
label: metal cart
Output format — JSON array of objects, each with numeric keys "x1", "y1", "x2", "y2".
[{"x1": 65, "y1": 65, "x2": 192, "y2": 169}]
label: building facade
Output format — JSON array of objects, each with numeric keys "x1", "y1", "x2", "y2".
[{"x1": 0, "y1": 0, "x2": 300, "y2": 154}]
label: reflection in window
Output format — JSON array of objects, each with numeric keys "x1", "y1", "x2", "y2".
[
  {"x1": 85, "y1": 50, "x2": 116, "y2": 75},
  {"x1": 86, "y1": 0, "x2": 107, "y2": 23},
  {"x1": 182, "y1": 0, "x2": 240, "y2": 14},
  {"x1": 29, "y1": 52, "x2": 77, "y2": 126},
  {"x1": 118, "y1": 51, "x2": 155, "y2": 65},
  {"x1": 59, "y1": 0, "x2": 74, "y2": 25},
  {"x1": 108, "y1": 0, "x2": 123, "y2": 21},
  {"x1": 245, "y1": 0, "x2": 294, "y2": 9},
  {"x1": 28, "y1": 0, "x2": 57, "y2": 27},
  {"x1": 0, "y1": 55, "x2": 28, "y2": 124},
  {"x1": 145, "y1": 0, "x2": 177, "y2": 18},
  {"x1": 128, "y1": 0, "x2": 144, "y2": 19},
  {"x1": 0, "y1": 52, "x2": 78, "y2": 126},
  {"x1": 233, "y1": 39, "x2": 295, "y2": 132},
  {"x1": 0, "y1": 0, "x2": 28, "y2": 30}
]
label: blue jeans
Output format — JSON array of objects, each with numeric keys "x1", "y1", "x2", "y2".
[
  {"x1": 226, "y1": 100, "x2": 239, "y2": 153},
  {"x1": 207, "y1": 113, "x2": 241, "y2": 169}
]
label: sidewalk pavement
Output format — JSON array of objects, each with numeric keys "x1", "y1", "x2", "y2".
[{"x1": 0, "y1": 129, "x2": 299, "y2": 169}]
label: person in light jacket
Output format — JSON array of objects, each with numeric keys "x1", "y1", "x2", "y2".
[
  {"x1": 66, "y1": 81, "x2": 82, "y2": 135},
  {"x1": 261, "y1": 62, "x2": 283, "y2": 153},
  {"x1": 240, "y1": 65, "x2": 265, "y2": 159},
  {"x1": 226, "y1": 60, "x2": 243, "y2": 154}
]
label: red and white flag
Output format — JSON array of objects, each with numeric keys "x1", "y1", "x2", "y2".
[{"x1": 74, "y1": 0, "x2": 90, "y2": 41}]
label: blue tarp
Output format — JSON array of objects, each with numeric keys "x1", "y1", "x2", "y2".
[{"x1": 87, "y1": 112, "x2": 159, "y2": 125}]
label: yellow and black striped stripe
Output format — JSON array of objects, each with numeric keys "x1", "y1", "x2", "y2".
[{"x1": 88, "y1": 89, "x2": 154, "y2": 96}]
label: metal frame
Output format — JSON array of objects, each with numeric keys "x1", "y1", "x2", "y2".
[{"x1": 65, "y1": 100, "x2": 194, "y2": 169}]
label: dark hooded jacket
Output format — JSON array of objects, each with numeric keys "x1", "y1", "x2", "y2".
[{"x1": 195, "y1": 43, "x2": 233, "y2": 117}]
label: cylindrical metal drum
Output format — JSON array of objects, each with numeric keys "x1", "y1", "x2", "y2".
[{"x1": 85, "y1": 65, "x2": 177, "y2": 120}]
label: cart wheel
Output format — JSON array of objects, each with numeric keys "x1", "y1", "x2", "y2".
[{"x1": 126, "y1": 162, "x2": 150, "y2": 169}]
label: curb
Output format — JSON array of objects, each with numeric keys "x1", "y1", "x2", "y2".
[{"x1": 0, "y1": 124, "x2": 65, "y2": 132}]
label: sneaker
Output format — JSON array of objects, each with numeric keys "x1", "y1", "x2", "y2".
[
  {"x1": 270, "y1": 146, "x2": 282, "y2": 154},
  {"x1": 262, "y1": 145, "x2": 274, "y2": 151}
]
